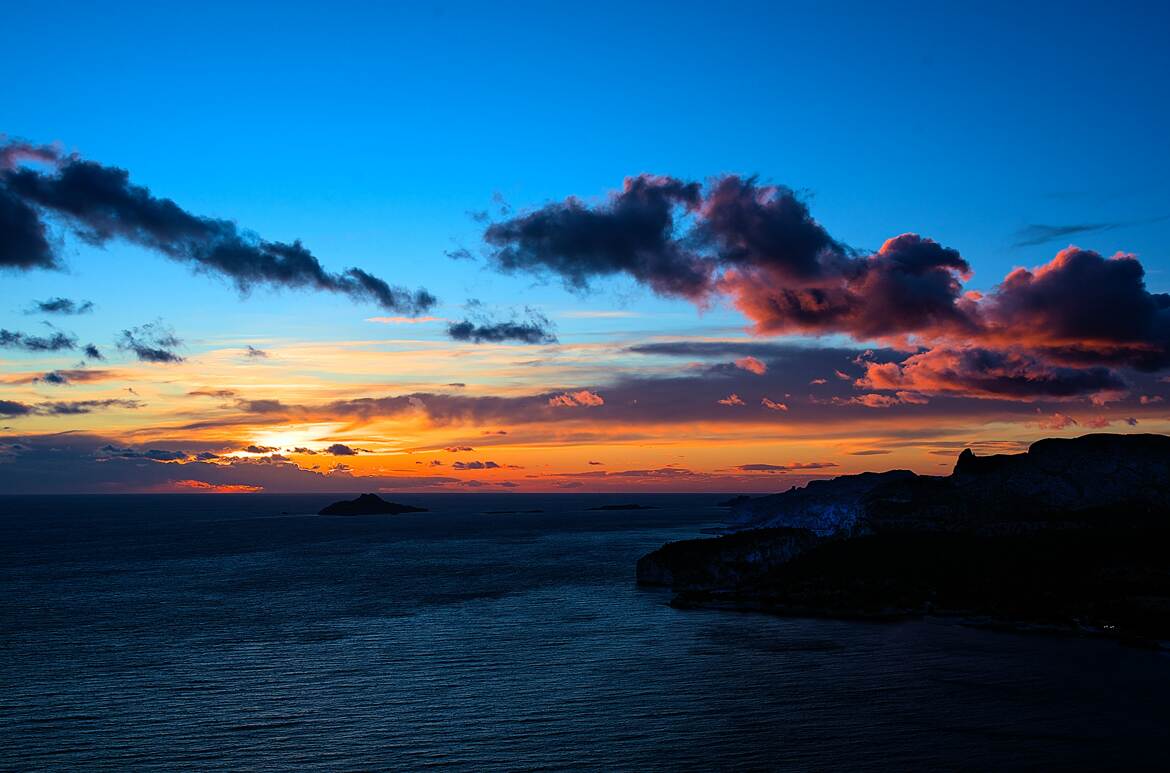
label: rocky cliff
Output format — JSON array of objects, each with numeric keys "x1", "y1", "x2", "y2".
[
  {"x1": 723, "y1": 433, "x2": 1170, "y2": 536},
  {"x1": 638, "y1": 434, "x2": 1170, "y2": 644}
]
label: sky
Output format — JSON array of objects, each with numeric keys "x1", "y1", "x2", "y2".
[{"x1": 2, "y1": 1, "x2": 1170, "y2": 494}]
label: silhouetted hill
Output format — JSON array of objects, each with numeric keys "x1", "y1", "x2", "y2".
[
  {"x1": 318, "y1": 493, "x2": 428, "y2": 516},
  {"x1": 638, "y1": 434, "x2": 1170, "y2": 645}
]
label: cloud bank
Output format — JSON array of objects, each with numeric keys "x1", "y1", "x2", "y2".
[{"x1": 474, "y1": 175, "x2": 1170, "y2": 406}]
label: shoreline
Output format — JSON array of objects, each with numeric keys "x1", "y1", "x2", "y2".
[{"x1": 664, "y1": 593, "x2": 1170, "y2": 651}]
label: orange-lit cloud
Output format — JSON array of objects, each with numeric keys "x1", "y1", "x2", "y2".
[
  {"x1": 548, "y1": 390, "x2": 604, "y2": 407},
  {"x1": 734, "y1": 356, "x2": 767, "y2": 375},
  {"x1": 174, "y1": 479, "x2": 264, "y2": 493}
]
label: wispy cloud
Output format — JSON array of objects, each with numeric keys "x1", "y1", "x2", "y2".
[{"x1": 1013, "y1": 215, "x2": 1168, "y2": 247}]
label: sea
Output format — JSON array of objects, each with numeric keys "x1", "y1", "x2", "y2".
[{"x1": 2, "y1": 493, "x2": 1169, "y2": 771}]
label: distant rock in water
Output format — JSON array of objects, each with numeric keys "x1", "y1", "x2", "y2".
[
  {"x1": 318, "y1": 493, "x2": 428, "y2": 516},
  {"x1": 589, "y1": 503, "x2": 658, "y2": 511},
  {"x1": 638, "y1": 433, "x2": 1170, "y2": 645}
]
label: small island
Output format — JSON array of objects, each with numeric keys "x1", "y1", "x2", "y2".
[{"x1": 319, "y1": 493, "x2": 429, "y2": 516}]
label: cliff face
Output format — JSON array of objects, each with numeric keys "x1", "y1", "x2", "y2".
[
  {"x1": 727, "y1": 433, "x2": 1170, "y2": 536},
  {"x1": 636, "y1": 528, "x2": 821, "y2": 591},
  {"x1": 726, "y1": 470, "x2": 918, "y2": 535},
  {"x1": 638, "y1": 434, "x2": 1170, "y2": 643}
]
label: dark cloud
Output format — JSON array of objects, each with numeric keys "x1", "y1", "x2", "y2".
[
  {"x1": 0, "y1": 185, "x2": 55, "y2": 269},
  {"x1": 83, "y1": 344, "x2": 103, "y2": 360},
  {"x1": 0, "y1": 142, "x2": 435, "y2": 313},
  {"x1": 858, "y1": 346, "x2": 1127, "y2": 401},
  {"x1": 117, "y1": 321, "x2": 183, "y2": 363},
  {"x1": 452, "y1": 460, "x2": 500, "y2": 470},
  {"x1": 28, "y1": 297, "x2": 93, "y2": 314},
  {"x1": 483, "y1": 175, "x2": 709, "y2": 298},
  {"x1": 34, "y1": 399, "x2": 141, "y2": 415},
  {"x1": 850, "y1": 449, "x2": 892, "y2": 456},
  {"x1": 735, "y1": 462, "x2": 839, "y2": 472},
  {"x1": 100, "y1": 445, "x2": 188, "y2": 461},
  {"x1": 0, "y1": 328, "x2": 77, "y2": 352},
  {"x1": 447, "y1": 318, "x2": 557, "y2": 345},
  {"x1": 324, "y1": 443, "x2": 358, "y2": 456},
  {"x1": 446, "y1": 305, "x2": 557, "y2": 344},
  {"x1": 34, "y1": 369, "x2": 115, "y2": 385},
  {"x1": 244, "y1": 345, "x2": 268, "y2": 359},
  {"x1": 981, "y1": 247, "x2": 1170, "y2": 370},
  {"x1": 244, "y1": 445, "x2": 278, "y2": 454},
  {"x1": 0, "y1": 400, "x2": 33, "y2": 417},
  {"x1": 697, "y1": 176, "x2": 844, "y2": 279},
  {"x1": 721, "y1": 232, "x2": 973, "y2": 338},
  {"x1": 480, "y1": 175, "x2": 974, "y2": 339},
  {"x1": 235, "y1": 398, "x2": 285, "y2": 413}
]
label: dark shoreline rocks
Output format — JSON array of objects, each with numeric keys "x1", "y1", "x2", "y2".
[
  {"x1": 638, "y1": 433, "x2": 1170, "y2": 646},
  {"x1": 319, "y1": 493, "x2": 428, "y2": 516}
]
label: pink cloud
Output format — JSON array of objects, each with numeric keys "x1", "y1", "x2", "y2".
[
  {"x1": 734, "y1": 356, "x2": 767, "y2": 375},
  {"x1": 1035, "y1": 412, "x2": 1078, "y2": 430},
  {"x1": 548, "y1": 390, "x2": 605, "y2": 407}
]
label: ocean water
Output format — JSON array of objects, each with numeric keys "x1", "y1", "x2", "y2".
[{"x1": 2, "y1": 493, "x2": 1169, "y2": 771}]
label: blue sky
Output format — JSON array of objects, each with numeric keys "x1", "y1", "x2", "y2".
[
  {"x1": 5, "y1": 0, "x2": 1168, "y2": 344},
  {"x1": 3, "y1": 2, "x2": 1170, "y2": 492}
]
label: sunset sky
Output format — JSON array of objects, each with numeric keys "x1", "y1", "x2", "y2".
[{"x1": 3, "y1": 1, "x2": 1170, "y2": 493}]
